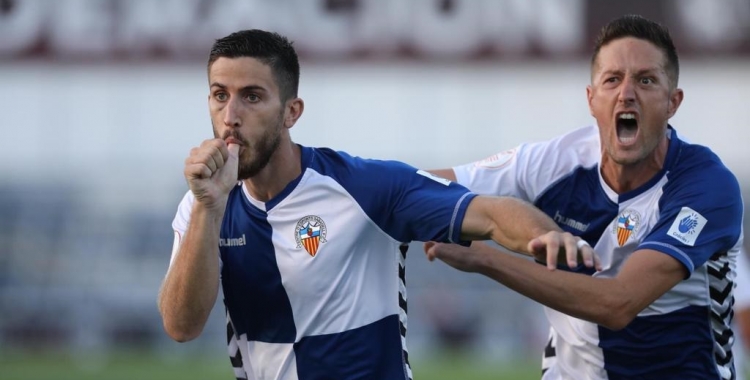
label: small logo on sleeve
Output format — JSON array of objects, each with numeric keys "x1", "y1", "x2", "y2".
[
  {"x1": 295, "y1": 215, "x2": 327, "y2": 257},
  {"x1": 416, "y1": 170, "x2": 451, "y2": 186},
  {"x1": 667, "y1": 207, "x2": 707, "y2": 246}
]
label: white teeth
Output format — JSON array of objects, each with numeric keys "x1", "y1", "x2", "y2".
[{"x1": 618, "y1": 113, "x2": 636, "y2": 119}]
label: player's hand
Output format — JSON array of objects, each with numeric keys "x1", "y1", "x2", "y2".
[
  {"x1": 184, "y1": 139, "x2": 240, "y2": 210},
  {"x1": 424, "y1": 241, "x2": 484, "y2": 273},
  {"x1": 527, "y1": 231, "x2": 602, "y2": 271}
]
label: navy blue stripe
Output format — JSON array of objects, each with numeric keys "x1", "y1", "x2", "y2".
[
  {"x1": 221, "y1": 185, "x2": 296, "y2": 342},
  {"x1": 308, "y1": 147, "x2": 474, "y2": 244},
  {"x1": 265, "y1": 145, "x2": 313, "y2": 211},
  {"x1": 599, "y1": 305, "x2": 719, "y2": 379},
  {"x1": 294, "y1": 314, "x2": 407, "y2": 380},
  {"x1": 534, "y1": 165, "x2": 618, "y2": 273}
]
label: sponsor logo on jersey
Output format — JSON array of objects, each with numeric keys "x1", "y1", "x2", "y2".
[
  {"x1": 667, "y1": 207, "x2": 707, "y2": 246},
  {"x1": 553, "y1": 210, "x2": 590, "y2": 232},
  {"x1": 475, "y1": 148, "x2": 516, "y2": 169},
  {"x1": 219, "y1": 234, "x2": 247, "y2": 247},
  {"x1": 295, "y1": 215, "x2": 328, "y2": 257},
  {"x1": 613, "y1": 210, "x2": 640, "y2": 247}
]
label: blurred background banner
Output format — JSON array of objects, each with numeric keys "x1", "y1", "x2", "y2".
[
  {"x1": 1, "y1": 1, "x2": 749, "y2": 379},
  {"x1": 2, "y1": 0, "x2": 750, "y2": 61}
]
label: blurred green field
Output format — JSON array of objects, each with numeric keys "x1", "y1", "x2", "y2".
[{"x1": 0, "y1": 349, "x2": 540, "y2": 380}]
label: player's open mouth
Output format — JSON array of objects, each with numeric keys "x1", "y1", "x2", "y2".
[{"x1": 616, "y1": 112, "x2": 638, "y2": 145}]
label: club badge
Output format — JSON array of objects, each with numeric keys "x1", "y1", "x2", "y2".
[
  {"x1": 613, "y1": 210, "x2": 640, "y2": 247},
  {"x1": 295, "y1": 215, "x2": 328, "y2": 257}
]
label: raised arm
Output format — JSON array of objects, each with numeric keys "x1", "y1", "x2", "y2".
[{"x1": 158, "y1": 140, "x2": 239, "y2": 342}]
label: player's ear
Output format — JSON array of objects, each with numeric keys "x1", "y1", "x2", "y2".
[
  {"x1": 667, "y1": 88, "x2": 683, "y2": 119},
  {"x1": 284, "y1": 98, "x2": 304, "y2": 129},
  {"x1": 586, "y1": 85, "x2": 595, "y2": 117}
]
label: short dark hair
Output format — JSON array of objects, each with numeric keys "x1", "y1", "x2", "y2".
[
  {"x1": 591, "y1": 15, "x2": 679, "y2": 88},
  {"x1": 208, "y1": 29, "x2": 300, "y2": 101}
]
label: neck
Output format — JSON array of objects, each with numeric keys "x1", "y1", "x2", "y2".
[
  {"x1": 601, "y1": 138, "x2": 669, "y2": 194},
  {"x1": 242, "y1": 141, "x2": 302, "y2": 202}
]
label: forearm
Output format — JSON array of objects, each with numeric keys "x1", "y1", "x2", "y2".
[
  {"x1": 475, "y1": 249, "x2": 628, "y2": 329},
  {"x1": 159, "y1": 203, "x2": 223, "y2": 341},
  {"x1": 493, "y1": 198, "x2": 561, "y2": 254},
  {"x1": 462, "y1": 196, "x2": 561, "y2": 255}
]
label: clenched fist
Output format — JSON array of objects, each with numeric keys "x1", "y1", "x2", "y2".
[{"x1": 184, "y1": 139, "x2": 240, "y2": 210}]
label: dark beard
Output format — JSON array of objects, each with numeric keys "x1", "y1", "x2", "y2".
[
  {"x1": 238, "y1": 125, "x2": 282, "y2": 179},
  {"x1": 213, "y1": 110, "x2": 285, "y2": 180}
]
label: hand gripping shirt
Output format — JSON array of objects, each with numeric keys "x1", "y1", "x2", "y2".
[
  {"x1": 453, "y1": 125, "x2": 744, "y2": 380},
  {"x1": 171, "y1": 146, "x2": 476, "y2": 380}
]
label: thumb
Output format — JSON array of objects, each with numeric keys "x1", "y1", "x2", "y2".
[{"x1": 222, "y1": 143, "x2": 240, "y2": 183}]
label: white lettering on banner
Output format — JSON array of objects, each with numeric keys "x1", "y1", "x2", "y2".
[
  {"x1": 0, "y1": 0, "x2": 584, "y2": 58},
  {"x1": 0, "y1": 0, "x2": 748, "y2": 60}
]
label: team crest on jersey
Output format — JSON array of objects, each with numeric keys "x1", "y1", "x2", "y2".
[
  {"x1": 613, "y1": 210, "x2": 641, "y2": 247},
  {"x1": 295, "y1": 215, "x2": 328, "y2": 257}
]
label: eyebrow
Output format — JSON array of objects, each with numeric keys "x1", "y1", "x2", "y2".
[
  {"x1": 601, "y1": 67, "x2": 661, "y2": 77},
  {"x1": 209, "y1": 83, "x2": 268, "y2": 93}
]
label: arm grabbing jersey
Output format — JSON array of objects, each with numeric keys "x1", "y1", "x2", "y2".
[{"x1": 448, "y1": 126, "x2": 744, "y2": 379}]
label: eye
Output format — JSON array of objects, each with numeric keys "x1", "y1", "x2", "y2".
[
  {"x1": 640, "y1": 77, "x2": 654, "y2": 85},
  {"x1": 244, "y1": 93, "x2": 260, "y2": 102},
  {"x1": 604, "y1": 77, "x2": 618, "y2": 84},
  {"x1": 215, "y1": 92, "x2": 228, "y2": 101}
]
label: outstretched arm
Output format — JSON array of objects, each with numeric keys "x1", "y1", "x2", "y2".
[{"x1": 459, "y1": 195, "x2": 598, "y2": 270}]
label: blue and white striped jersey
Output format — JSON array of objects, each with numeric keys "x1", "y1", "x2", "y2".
[
  {"x1": 171, "y1": 145, "x2": 476, "y2": 380},
  {"x1": 453, "y1": 125, "x2": 744, "y2": 380}
]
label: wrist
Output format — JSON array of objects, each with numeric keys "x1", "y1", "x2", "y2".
[{"x1": 192, "y1": 198, "x2": 228, "y2": 222}]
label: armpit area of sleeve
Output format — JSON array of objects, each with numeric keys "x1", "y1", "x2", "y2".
[
  {"x1": 449, "y1": 192, "x2": 479, "y2": 246},
  {"x1": 453, "y1": 165, "x2": 472, "y2": 187},
  {"x1": 638, "y1": 241, "x2": 695, "y2": 279}
]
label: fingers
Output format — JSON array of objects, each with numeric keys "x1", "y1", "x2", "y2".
[
  {"x1": 563, "y1": 233, "x2": 579, "y2": 269},
  {"x1": 184, "y1": 139, "x2": 230, "y2": 180},
  {"x1": 184, "y1": 147, "x2": 213, "y2": 180},
  {"x1": 588, "y1": 242, "x2": 603, "y2": 271},
  {"x1": 545, "y1": 234, "x2": 560, "y2": 271},
  {"x1": 576, "y1": 239, "x2": 595, "y2": 269},
  {"x1": 530, "y1": 232, "x2": 601, "y2": 271},
  {"x1": 208, "y1": 144, "x2": 227, "y2": 173},
  {"x1": 423, "y1": 241, "x2": 437, "y2": 261}
]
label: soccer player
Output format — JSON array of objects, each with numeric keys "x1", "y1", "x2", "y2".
[
  {"x1": 424, "y1": 15, "x2": 744, "y2": 379},
  {"x1": 157, "y1": 29, "x2": 593, "y2": 380}
]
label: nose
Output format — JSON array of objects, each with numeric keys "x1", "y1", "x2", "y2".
[
  {"x1": 223, "y1": 98, "x2": 241, "y2": 128},
  {"x1": 618, "y1": 77, "x2": 636, "y2": 104}
]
